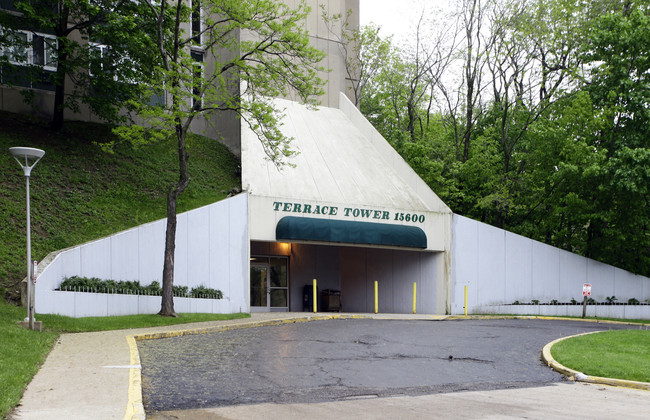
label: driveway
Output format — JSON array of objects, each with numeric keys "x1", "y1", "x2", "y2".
[{"x1": 137, "y1": 318, "x2": 634, "y2": 413}]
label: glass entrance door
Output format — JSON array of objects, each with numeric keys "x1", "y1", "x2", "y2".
[
  {"x1": 250, "y1": 263, "x2": 269, "y2": 311},
  {"x1": 250, "y1": 257, "x2": 289, "y2": 312},
  {"x1": 268, "y1": 257, "x2": 288, "y2": 311}
]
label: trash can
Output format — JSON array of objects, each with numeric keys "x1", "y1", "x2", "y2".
[
  {"x1": 303, "y1": 284, "x2": 318, "y2": 312},
  {"x1": 321, "y1": 289, "x2": 341, "y2": 312}
]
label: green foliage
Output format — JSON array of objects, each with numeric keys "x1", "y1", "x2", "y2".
[
  {"x1": 0, "y1": 111, "x2": 240, "y2": 301},
  {"x1": 0, "y1": 301, "x2": 57, "y2": 419},
  {"x1": 190, "y1": 285, "x2": 224, "y2": 299},
  {"x1": 0, "y1": 0, "x2": 161, "y2": 127},
  {"x1": 124, "y1": 0, "x2": 327, "y2": 166},
  {"x1": 551, "y1": 330, "x2": 650, "y2": 382},
  {"x1": 172, "y1": 285, "x2": 189, "y2": 297},
  {"x1": 357, "y1": 1, "x2": 650, "y2": 277},
  {"x1": 58, "y1": 276, "x2": 224, "y2": 299},
  {"x1": 120, "y1": 0, "x2": 327, "y2": 315},
  {"x1": 320, "y1": 8, "x2": 393, "y2": 107}
]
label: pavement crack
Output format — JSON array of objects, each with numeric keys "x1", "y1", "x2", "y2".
[{"x1": 443, "y1": 355, "x2": 494, "y2": 364}]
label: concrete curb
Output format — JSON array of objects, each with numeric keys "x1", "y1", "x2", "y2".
[
  {"x1": 124, "y1": 335, "x2": 145, "y2": 420},
  {"x1": 541, "y1": 331, "x2": 650, "y2": 391},
  {"x1": 123, "y1": 314, "x2": 370, "y2": 419}
]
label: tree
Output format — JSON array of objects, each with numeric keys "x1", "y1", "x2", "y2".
[
  {"x1": 321, "y1": 9, "x2": 391, "y2": 107},
  {"x1": 577, "y1": 3, "x2": 650, "y2": 271},
  {"x1": 0, "y1": 0, "x2": 157, "y2": 129},
  {"x1": 117, "y1": 0, "x2": 326, "y2": 316},
  {"x1": 354, "y1": 0, "x2": 650, "y2": 277}
]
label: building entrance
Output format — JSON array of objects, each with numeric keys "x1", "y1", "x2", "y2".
[{"x1": 250, "y1": 257, "x2": 289, "y2": 312}]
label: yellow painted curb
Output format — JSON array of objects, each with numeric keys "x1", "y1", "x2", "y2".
[
  {"x1": 542, "y1": 331, "x2": 650, "y2": 391},
  {"x1": 123, "y1": 335, "x2": 145, "y2": 420},
  {"x1": 131, "y1": 314, "x2": 369, "y2": 342},
  {"x1": 122, "y1": 314, "x2": 369, "y2": 419}
]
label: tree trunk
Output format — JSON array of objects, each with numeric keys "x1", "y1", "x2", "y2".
[
  {"x1": 159, "y1": 122, "x2": 191, "y2": 316},
  {"x1": 51, "y1": 61, "x2": 66, "y2": 131},
  {"x1": 51, "y1": 6, "x2": 69, "y2": 131},
  {"x1": 159, "y1": 185, "x2": 179, "y2": 317}
]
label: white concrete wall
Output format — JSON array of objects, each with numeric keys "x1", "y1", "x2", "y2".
[
  {"x1": 451, "y1": 214, "x2": 650, "y2": 317},
  {"x1": 34, "y1": 194, "x2": 249, "y2": 317},
  {"x1": 477, "y1": 304, "x2": 650, "y2": 319}
]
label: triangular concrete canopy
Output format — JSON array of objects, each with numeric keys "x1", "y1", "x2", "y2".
[{"x1": 242, "y1": 94, "x2": 451, "y2": 214}]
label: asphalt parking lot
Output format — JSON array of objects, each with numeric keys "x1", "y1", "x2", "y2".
[{"x1": 137, "y1": 318, "x2": 634, "y2": 414}]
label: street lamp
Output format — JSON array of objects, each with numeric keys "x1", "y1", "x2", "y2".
[{"x1": 9, "y1": 147, "x2": 45, "y2": 331}]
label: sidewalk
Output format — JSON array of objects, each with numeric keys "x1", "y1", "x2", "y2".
[
  {"x1": 148, "y1": 383, "x2": 650, "y2": 420},
  {"x1": 13, "y1": 313, "x2": 439, "y2": 420}
]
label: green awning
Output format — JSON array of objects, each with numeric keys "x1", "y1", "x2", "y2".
[{"x1": 276, "y1": 216, "x2": 427, "y2": 249}]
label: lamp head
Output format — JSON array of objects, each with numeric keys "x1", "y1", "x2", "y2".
[{"x1": 9, "y1": 147, "x2": 45, "y2": 176}]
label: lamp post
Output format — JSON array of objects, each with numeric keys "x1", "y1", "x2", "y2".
[{"x1": 10, "y1": 147, "x2": 45, "y2": 331}]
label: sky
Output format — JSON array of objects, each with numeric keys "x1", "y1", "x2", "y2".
[{"x1": 359, "y1": 0, "x2": 454, "y2": 42}]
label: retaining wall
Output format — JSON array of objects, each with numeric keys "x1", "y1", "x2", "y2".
[
  {"x1": 452, "y1": 214, "x2": 650, "y2": 318},
  {"x1": 476, "y1": 304, "x2": 650, "y2": 319},
  {"x1": 34, "y1": 193, "x2": 249, "y2": 317}
]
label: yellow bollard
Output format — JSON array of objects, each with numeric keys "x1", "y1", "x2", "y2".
[
  {"x1": 413, "y1": 282, "x2": 417, "y2": 314},
  {"x1": 374, "y1": 281, "x2": 378, "y2": 314},
  {"x1": 313, "y1": 278, "x2": 317, "y2": 313},
  {"x1": 464, "y1": 285, "x2": 468, "y2": 316}
]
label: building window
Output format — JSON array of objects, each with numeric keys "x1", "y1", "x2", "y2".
[
  {"x1": 192, "y1": 0, "x2": 201, "y2": 45},
  {"x1": 88, "y1": 42, "x2": 110, "y2": 77},
  {"x1": 0, "y1": 30, "x2": 57, "y2": 71},
  {"x1": 89, "y1": 42, "x2": 137, "y2": 84},
  {"x1": 191, "y1": 50, "x2": 203, "y2": 109},
  {"x1": 0, "y1": 0, "x2": 20, "y2": 12}
]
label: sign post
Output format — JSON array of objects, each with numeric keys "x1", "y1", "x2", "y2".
[{"x1": 582, "y1": 283, "x2": 591, "y2": 318}]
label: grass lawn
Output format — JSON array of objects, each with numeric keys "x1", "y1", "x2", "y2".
[
  {"x1": 1, "y1": 110, "x2": 240, "y2": 302},
  {"x1": 551, "y1": 329, "x2": 650, "y2": 383},
  {"x1": 0, "y1": 300, "x2": 249, "y2": 418}
]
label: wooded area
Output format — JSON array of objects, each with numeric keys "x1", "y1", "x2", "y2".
[{"x1": 335, "y1": 0, "x2": 650, "y2": 277}]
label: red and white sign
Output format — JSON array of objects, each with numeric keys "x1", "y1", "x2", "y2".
[
  {"x1": 582, "y1": 283, "x2": 591, "y2": 297},
  {"x1": 32, "y1": 261, "x2": 37, "y2": 284}
]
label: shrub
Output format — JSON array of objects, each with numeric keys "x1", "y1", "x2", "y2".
[
  {"x1": 190, "y1": 285, "x2": 223, "y2": 299},
  {"x1": 172, "y1": 285, "x2": 189, "y2": 297},
  {"x1": 57, "y1": 276, "x2": 222, "y2": 299}
]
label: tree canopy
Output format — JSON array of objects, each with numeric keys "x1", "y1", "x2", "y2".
[
  {"x1": 113, "y1": 0, "x2": 326, "y2": 316},
  {"x1": 0, "y1": 0, "x2": 160, "y2": 129},
  {"x1": 356, "y1": 0, "x2": 650, "y2": 277}
]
